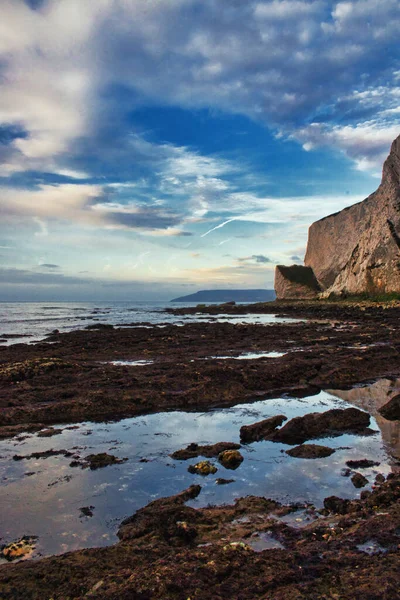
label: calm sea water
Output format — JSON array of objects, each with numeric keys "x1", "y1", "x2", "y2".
[{"x1": 0, "y1": 301, "x2": 300, "y2": 345}]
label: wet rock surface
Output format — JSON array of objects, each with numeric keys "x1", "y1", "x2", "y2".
[
  {"x1": 170, "y1": 441, "x2": 240, "y2": 460},
  {"x1": 285, "y1": 443, "x2": 335, "y2": 459},
  {"x1": 269, "y1": 407, "x2": 371, "y2": 445},
  {"x1": 0, "y1": 476, "x2": 399, "y2": 599},
  {"x1": 1, "y1": 301, "x2": 400, "y2": 597},
  {"x1": 2, "y1": 301, "x2": 400, "y2": 432},
  {"x1": 346, "y1": 458, "x2": 380, "y2": 469},
  {"x1": 240, "y1": 414, "x2": 287, "y2": 443}
]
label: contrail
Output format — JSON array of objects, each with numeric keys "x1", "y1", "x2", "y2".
[{"x1": 201, "y1": 218, "x2": 236, "y2": 238}]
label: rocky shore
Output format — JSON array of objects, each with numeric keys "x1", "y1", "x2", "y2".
[{"x1": 0, "y1": 300, "x2": 399, "y2": 599}]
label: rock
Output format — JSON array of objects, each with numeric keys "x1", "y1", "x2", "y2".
[
  {"x1": 84, "y1": 453, "x2": 128, "y2": 470},
  {"x1": 216, "y1": 478, "x2": 235, "y2": 485},
  {"x1": 171, "y1": 441, "x2": 241, "y2": 460},
  {"x1": 118, "y1": 485, "x2": 201, "y2": 542},
  {"x1": 188, "y1": 460, "x2": 217, "y2": 476},
  {"x1": 323, "y1": 496, "x2": 351, "y2": 515},
  {"x1": 240, "y1": 415, "x2": 287, "y2": 443},
  {"x1": 270, "y1": 407, "x2": 370, "y2": 445},
  {"x1": 218, "y1": 449, "x2": 243, "y2": 469},
  {"x1": 1, "y1": 536, "x2": 37, "y2": 561},
  {"x1": 346, "y1": 459, "x2": 380, "y2": 469},
  {"x1": 79, "y1": 506, "x2": 94, "y2": 517},
  {"x1": 375, "y1": 473, "x2": 386, "y2": 484},
  {"x1": 275, "y1": 134, "x2": 400, "y2": 297},
  {"x1": 274, "y1": 265, "x2": 321, "y2": 300},
  {"x1": 37, "y1": 427, "x2": 62, "y2": 438},
  {"x1": 285, "y1": 444, "x2": 335, "y2": 459},
  {"x1": 351, "y1": 472, "x2": 369, "y2": 488},
  {"x1": 378, "y1": 394, "x2": 400, "y2": 420}
]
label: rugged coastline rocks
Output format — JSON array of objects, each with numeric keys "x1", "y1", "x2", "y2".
[
  {"x1": 275, "y1": 133, "x2": 400, "y2": 298},
  {"x1": 1, "y1": 476, "x2": 399, "y2": 599}
]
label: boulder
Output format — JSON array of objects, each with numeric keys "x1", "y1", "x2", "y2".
[
  {"x1": 285, "y1": 444, "x2": 335, "y2": 459},
  {"x1": 274, "y1": 265, "x2": 321, "y2": 300},
  {"x1": 170, "y1": 441, "x2": 241, "y2": 460},
  {"x1": 218, "y1": 449, "x2": 243, "y2": 469},
  {"x1": 240, "y1": 414, "x2": 287, "y2": 443},
  {"x1": 188, "y1": 460, "x2": 217, "y2": 476},
  {"x1": 351, "y1": 472, "x2": 369, "y2": 489},
  {"x1": 269, "y1": 407, "x2": 370, "y2": 445}
]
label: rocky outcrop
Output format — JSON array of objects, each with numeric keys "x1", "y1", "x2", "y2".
[
  {"x1": 275, "y1": 133, "x2": 400, "y2": 297},
  {"x1": 274, "y1": 265, "x2": 321, "y2": 299}
]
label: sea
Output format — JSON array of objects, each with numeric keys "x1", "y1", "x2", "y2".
[{"x1": 0, "y1": 301, "x2": 300, "y2": 345}]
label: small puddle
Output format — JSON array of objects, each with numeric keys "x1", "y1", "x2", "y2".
[
  {"x1": 356, "y1": 540, "x2": 388, "y2": 555},
  {"x1": 108, "y1": 360, "x2": 154, "y2": 366},
  {"x1": 209, "y1": 351, "x2": 287, "y2": 360},
  {"x1": 247, "y1": 531, "x2": 285, "y2": 552},
  {"x1": 0, "y1": 391, "x2": 393, "y2": 561}
]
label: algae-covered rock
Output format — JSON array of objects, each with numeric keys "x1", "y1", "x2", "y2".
[
  {"x1": 218, "y1": 449, "x2": 243, "y2": 470},
  {"x1": 188, "y1": 460, "x2": 217, "y2": 476},
  {"x1": 1, "y1": 537, "x2": 37, "y2": 561},
  {"x1": 240, "y1": 415, "x2": 287, "y2": 443},
  {"x1": 286, "y1": 444, "x2": 335, "y2": 459},
  {"x1": 270, "y1": 407, "x2": 371, "y2": 445},
  {"x1": 0, "y1": 358, "x2": 75, "y2": 383},
  {"x1": 171, "y1": 441, "x2": 241, "y2": 460}
]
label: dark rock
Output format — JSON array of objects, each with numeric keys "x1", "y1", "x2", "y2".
[
  {"x1": 351, "y1": 472, "x2": 369, "y2": 488},
  {"x1": 270, "y1": 407, "x2": 370, "y2": 445},
  {"x1": 346, "y1": 459, "x2": 380, "y2": 469},
  {"x1": 215, "y1": 478, "x2": 235, "y2": 485},
  {"x1": 37, "y1": 428, "x2": 62, "y2": 438},
  {"x1": 378, "y1": 394, "x2": 400, "y2": 420},
  {"x1": 79, "y1": 506, "x2": 94, "y2": 517},
  {"x1": 218, "y1": 449, "x2": 243, "y2": 469},
  {"x1": 84, "y1": 453, "x2": 128, "y2": 470},
  {"x1": 324, "y1": 496, "x2": 351, "y2": 514},
  {"x1": 240, "y1": 414, "x2": 287, "y2": 443},
  {"x1": 375, "y1": 473, "x2": 386, "y2": 484},
  {"x1": 171, "y1": 441, "x2": 241, "y2": 460},
  {"x1": 85, "y1": 323, "x2": 114, "y2": 330},
  {"x1": 285, "y1": 444, "x2": 335, "y2": 459}
]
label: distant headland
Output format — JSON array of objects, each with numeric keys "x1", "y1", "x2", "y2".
[{"x1": 171, "y1": 289, "x2": 276, "y2": 303}]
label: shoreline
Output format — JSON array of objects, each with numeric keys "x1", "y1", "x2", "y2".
[{"x1": 0, "y1": 301, "x2": 399, "y2": 598}]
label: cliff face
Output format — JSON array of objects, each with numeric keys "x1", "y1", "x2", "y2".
[{"x1": 275, "y1": 133, "x2": 400, "y2": 298}]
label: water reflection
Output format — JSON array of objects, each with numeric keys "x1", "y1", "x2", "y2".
[
  {"x1": 0, "y1": 391, "x2": 392, "y2": 561},
  {"x1": 328, "y1": 378, "x2": 400, "y2": 462}
]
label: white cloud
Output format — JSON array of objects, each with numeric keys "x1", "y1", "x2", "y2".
[{"x1": 0, "y1": 0, "x2": 399, "y2": 180}]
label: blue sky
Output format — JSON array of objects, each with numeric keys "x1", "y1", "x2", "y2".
[{"x1": 0, "y1": 0, "x2": 399, "y2": 301}]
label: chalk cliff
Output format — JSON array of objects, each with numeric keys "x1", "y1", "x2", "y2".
[{"x1": 275, "y1": 133, "x2": 400, "y2": 299}]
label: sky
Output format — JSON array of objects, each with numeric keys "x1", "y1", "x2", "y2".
[{"x1": 0, "y1": 0, "x2": 399, "y2": 301}]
